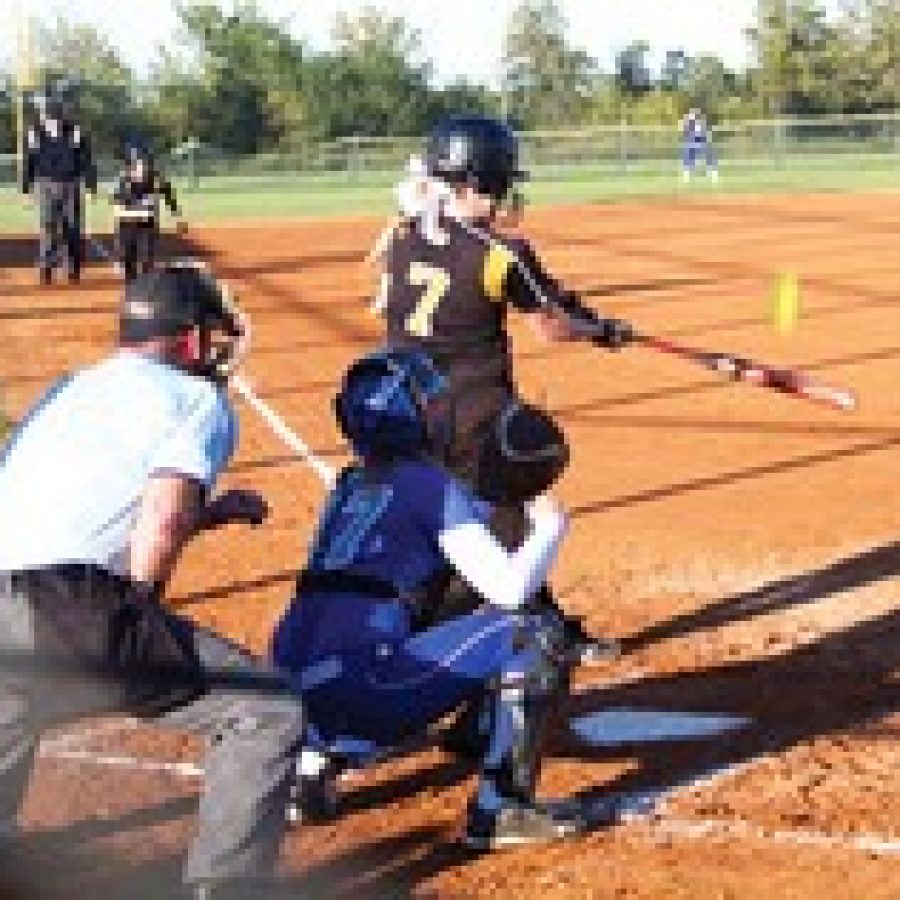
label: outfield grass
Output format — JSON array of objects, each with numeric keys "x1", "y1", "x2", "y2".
[{"x1": 0, "y1": 152, "x2": 896, "y2": 232}]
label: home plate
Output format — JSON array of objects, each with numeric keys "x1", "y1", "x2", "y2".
[{"x1": 569, "y1": 708, "x2": 751, "y2": 748}]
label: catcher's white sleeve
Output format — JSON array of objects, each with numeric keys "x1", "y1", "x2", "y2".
[{"x1": 438, "y1": 496, "x2": 568, "y2": 610}]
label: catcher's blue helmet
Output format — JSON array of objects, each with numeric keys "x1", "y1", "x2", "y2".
[{"x1": 335, "y1": 348, "x2": 446, "y2": 461}]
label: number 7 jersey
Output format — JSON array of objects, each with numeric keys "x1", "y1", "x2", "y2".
[{"x1": 384, "y1": 217, "x2": 548, "y2": 392}]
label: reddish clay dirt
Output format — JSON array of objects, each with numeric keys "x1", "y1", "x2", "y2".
[{"x1": 1, "y1": 192, "x2": 899, "y2": 898}]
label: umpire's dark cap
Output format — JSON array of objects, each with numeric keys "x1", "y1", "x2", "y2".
[{"x1": 119, "y1": 263, "x2": 234, "y2": 344}]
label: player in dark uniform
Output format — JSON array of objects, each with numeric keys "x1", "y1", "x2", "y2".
[
  {"x1": 382, "y1": 115, "x2": 634, "y2": 674},
  {"x1": 21, "y1": 86, "x2": 97, "y2": 285},
  {"x1": 112, "y1": 142, "x2": 185, "y2": 281}
]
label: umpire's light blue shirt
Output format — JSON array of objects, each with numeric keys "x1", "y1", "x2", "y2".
[{"x1": 0, "y1": 350, "x2": 236, "y2": 576}]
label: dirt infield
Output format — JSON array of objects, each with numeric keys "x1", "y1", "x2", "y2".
[{"x1": 1, "y1": 192, "x2": 899, "y2": 897}]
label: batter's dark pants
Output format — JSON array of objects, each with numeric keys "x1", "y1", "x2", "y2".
[
  {"x1": 36, "y1": 179, "x2": 83, "y2": 279},
  {"x1": 117, "y1": 219, "x2": 158, "y2": 281},
  {"x1": 0, "y1": 566, "x2": 305, "y2": 891}
]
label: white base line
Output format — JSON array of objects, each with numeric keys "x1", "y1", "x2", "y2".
[
  {"x1": 40, "y1": 747, "x2": 203, "y2": 780},
  {"x1": 231, "y1": 375, "x2": 337, "y2": 486},
  {"x1": 36, "y1": 745, "x2": 900, "y2": 858},
  {"x1": 633, "y1": 816, "x2": 900, "y2": 857},
  {"x1": 40, "y1": 719, "x2": 140, "y2": 755}
]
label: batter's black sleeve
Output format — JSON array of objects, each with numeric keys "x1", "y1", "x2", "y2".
[{"x1": 501, "y1": 237, "x2": 569, "y2": 313}]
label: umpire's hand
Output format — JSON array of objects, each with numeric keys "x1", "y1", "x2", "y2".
[{"x1": 204, "y1": 489, "x2": 270, "y2": 529}]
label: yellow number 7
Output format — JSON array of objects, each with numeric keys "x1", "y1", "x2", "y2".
[{"x1": 406, "y1": 262, "x2": 450, "y2": 338}]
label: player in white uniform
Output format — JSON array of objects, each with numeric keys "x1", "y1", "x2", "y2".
[{"x1": 0, "y1": 263, "x2": 306, "y2": 900}]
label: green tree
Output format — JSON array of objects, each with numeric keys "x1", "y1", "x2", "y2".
[
  {"x1": 315, "y1": 6, "x2": 434, "y2": 137},
  {"x1": 502, "y1": 0, "x2": 595, "y2": 128},
  {"x1": 615, "y1": 41, "x2": 653, "y2": 98},
  {"x1": 157, "y1": 1, "x2": 305, "y2": 154},
  {"x1": 835, "y1": 1, "x2": 900, "y2": 112},
  {"x1": 748, "y1": 1, "x2": 843, "y2": 116},
  {"x1": 682, "y1": 54, "x2": 740, "y2": 120}
]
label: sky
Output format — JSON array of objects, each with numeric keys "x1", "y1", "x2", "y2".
[{"x1": 0, "y1": 0, "x2": 844, "y2": 84}]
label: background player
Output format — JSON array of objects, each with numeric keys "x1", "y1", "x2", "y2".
[
  {"x1": 0, "y1": 263, "x2": 306, "y2": 899},
  {"x1": 379, "y1": 114, "x2": 635, "y2": 673},
  {"x1": 112, "y1": 141, "x2": 186, "y2": 280},
  {"x1": 20, "y1": 83, "x2": 97, "y2": 285},
  {"x1": 273, "y1": 347, "x2": 592, "y2": 849},
  {"x1": 681, "y1": 107, "x2": 719, "y2": 183}
]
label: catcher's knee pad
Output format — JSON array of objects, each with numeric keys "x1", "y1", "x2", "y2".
[
  {"x1": 476, "y1": 402, "x2": 569, "y2": 504},
  {"x1": 501, "y1": 614, "x2": 569, "y2": 697}
]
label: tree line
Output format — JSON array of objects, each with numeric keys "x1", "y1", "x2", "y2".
[{"x1": 0, "y1": 0, "x2": 897, "y2": 160}]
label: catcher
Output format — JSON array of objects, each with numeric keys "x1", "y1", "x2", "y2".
[
  {"x1": 378, "y1": 114, "x2": 635, "y2": 670},
  {"x1": 273, "y1": 347, "x2": 593, "y2": 849},
  {"x1": 112, "y1": 141, "x2": 186, "y2": 280}
]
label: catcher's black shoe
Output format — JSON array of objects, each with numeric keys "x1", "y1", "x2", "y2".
[
  {"x1": 438, "y1": 700, "x2": 489, "y2": 760},
  {"x1": 286, "y1": 755, "x2": 339, "y2": 825},
  {"x1": 464, "y1": 801, "x2": 589, "y2": 851}
]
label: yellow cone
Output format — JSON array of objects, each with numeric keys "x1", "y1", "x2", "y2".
[{"x1": 773, "y1": 272, "x2": 800, "y2": 335}]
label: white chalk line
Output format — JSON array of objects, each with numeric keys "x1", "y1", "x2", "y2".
[
  {"x1": 36, "y1": 726, "x2": 900, "y2": 859},
  {"x1": 40, "y1": 718, "x2": 140, "y2": 755},
  {"x1": 232, "y1": 374, "x2": 337, "y2": 486},
  {"x1": 42, "y1": 746, "x2": 203, "y2": 779},
  {"x1": 637, "y1": 816, "x2": 900, "y2": 856}
]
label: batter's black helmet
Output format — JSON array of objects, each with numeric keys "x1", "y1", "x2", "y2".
[
  {"x1": 426, "y1": 115, "x2": 527, "y2": 201},
  {"x1": 476, "y1": 402, "x2": 569, "y2": 504}
]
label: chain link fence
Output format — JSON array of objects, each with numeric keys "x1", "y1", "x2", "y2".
[{"x1": 1, "y1": 112, "x2": 897, "y2": 191}]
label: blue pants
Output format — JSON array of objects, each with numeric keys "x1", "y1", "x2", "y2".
[
  {"x1": 683, "y1": 141, "x2": 717, "y2": 171},
  {"x1": 273, "y1": 592, "x2": 560, "y2": 808}
]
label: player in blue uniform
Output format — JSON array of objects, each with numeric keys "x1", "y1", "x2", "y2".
[
  {"x1": 681, "y1": 108, "x2": 719, "y2": 183},
  {"x1": 272, "y1": 348, "x2": 593, "y2": 849}
]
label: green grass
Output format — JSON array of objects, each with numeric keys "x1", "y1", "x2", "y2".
[{"x1": 0, "y1": 152, "x2": 897, "y2": 232}]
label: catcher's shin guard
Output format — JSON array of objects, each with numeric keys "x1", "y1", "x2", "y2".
[{"x1": 477, "y1": 616, "x2": 565, "y2": 806}]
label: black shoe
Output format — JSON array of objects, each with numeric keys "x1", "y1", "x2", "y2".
[
  {"x1": 464, "y1": 801, "x2": 589, "y2": 851},
  {"x1": 558, "y1": 616, "x2": 621, "y2": 666},
  {"x1": 39, "y1": 267, "x2": 52, "y2": 286},
  {"x1": 67, "y1": 269, "x2": 81, "y2": 285},
  {"x1": 286, "y1": 754, "x2": 339, "y2": 825},
  {"x1": 438, "y1": 701, "x2": 489, "y2": 760}
]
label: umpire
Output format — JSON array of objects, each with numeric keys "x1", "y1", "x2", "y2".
[
  {"x1": 21, "y1": 86, "x2": 97, "y2": 285},
  {"x1": 0, "y1": 263, "x2": 305, "y2": 899}
]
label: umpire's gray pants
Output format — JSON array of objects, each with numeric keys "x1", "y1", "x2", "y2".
[
  {"x1": 36, "y1": 179, "x2": 83, "y2": 274},
  {"x1": 0, "y1": 566, "x2": 305, "y2": 889}
]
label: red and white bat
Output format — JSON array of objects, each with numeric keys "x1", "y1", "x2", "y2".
[{"x1": 635, "y1": 334, "x2": 858, "y2": 412}]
